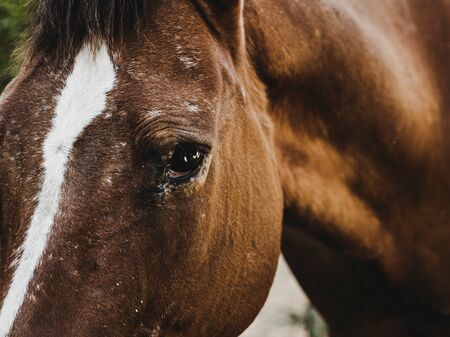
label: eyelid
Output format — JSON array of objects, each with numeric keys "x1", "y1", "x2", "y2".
[{"x1": 135, "y1": 128, "x2": 213, "y2": 155}]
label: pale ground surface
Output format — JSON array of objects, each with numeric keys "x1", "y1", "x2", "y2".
[{"x1": 241, "y1": 256, "x2": 328, "y2": 337}]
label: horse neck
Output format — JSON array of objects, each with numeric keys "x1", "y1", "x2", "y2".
[
  {"x1": 244, "y1": 0, "x2": 448, "y2": 165},
  {"x1": 244, "y1": 0, "x2": 450, "y2": 97},
  {"x1": 243, "y1": 0, "x2": 450, "y2": 288}
]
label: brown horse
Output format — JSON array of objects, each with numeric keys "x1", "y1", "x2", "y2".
[{"x1": 0, "y1": 0, "x2": 449, "y2": 336}]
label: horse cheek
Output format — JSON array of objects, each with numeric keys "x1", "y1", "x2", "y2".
[{"x1": 206, "y1": 110, "x2": 283, "y2": 335}]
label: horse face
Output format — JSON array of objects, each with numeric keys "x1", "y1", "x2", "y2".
[{"x1": 0, "y1": 1, "x2": 283, "y2": 336}]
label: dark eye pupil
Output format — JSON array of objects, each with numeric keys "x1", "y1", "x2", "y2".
[{"x1": 169, "y1": 144, "x2": 204, "y2": 175}]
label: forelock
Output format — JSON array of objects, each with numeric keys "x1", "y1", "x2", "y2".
[{"x1": 26, "y1": 0, "x2": 160, "y2": 61}]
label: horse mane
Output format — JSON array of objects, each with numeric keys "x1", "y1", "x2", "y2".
[{"x1": 27, "y1": 0, "x2": 156, "y2": 60}]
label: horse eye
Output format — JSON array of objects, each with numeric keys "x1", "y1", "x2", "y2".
[{"x1": 167, "y1": 144, "x2": 205, "y2": 181}]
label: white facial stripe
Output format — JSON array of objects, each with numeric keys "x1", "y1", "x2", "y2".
[{"x1": 0, "y1": 44, "x2": 116, "y2": 337}]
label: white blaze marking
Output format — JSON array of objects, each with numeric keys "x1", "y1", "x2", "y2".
[{"x1": 0, "y1": 43, "x2": 116, "y2": 336}]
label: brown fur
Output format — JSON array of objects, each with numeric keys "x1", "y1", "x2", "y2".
[
  {"x1": 0, "y1": 0, "x2": 450, "y2": 336},
  {"x1": 247, "y1": 0, "x2": 450, "y2": 335}
]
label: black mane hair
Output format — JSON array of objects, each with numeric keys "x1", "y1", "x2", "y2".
[{"x1": 28, "y1": 0, "x2": 155, "y2": 60}]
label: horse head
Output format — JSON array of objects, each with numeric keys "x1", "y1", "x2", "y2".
[{"x1": 0, "y1": 1, "x2": 283, "y2": 336}]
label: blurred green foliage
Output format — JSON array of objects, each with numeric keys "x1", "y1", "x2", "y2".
[{"x1": 0, "y1": 0, "x2": 28, "y2": 91}]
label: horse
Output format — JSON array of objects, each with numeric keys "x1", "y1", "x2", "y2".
[{"x1": 0, "y1": 0, "x2": 449, "y2": 336}]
